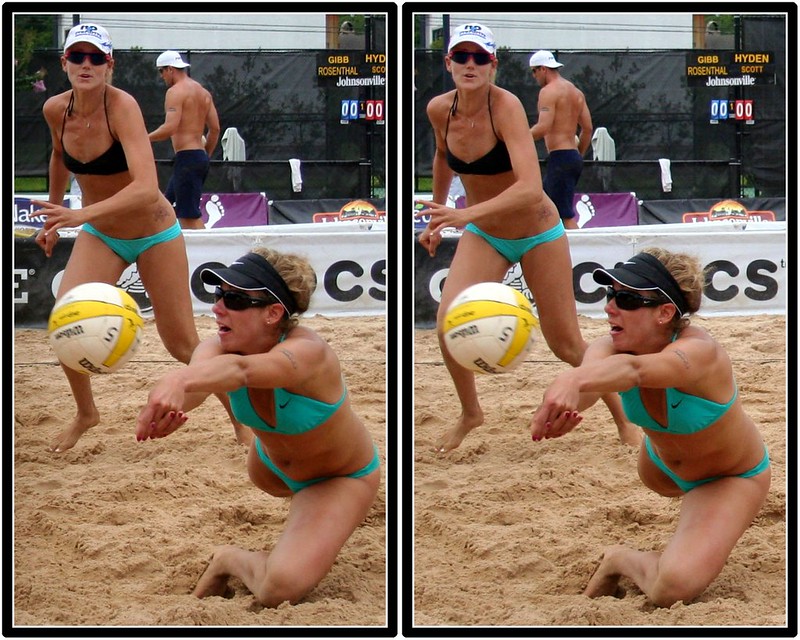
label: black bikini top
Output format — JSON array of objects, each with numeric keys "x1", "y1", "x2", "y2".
[
  {"x1": 445, "y1": 89, "x2": 513, "y2": 176},
  {"x1": 61, "y1": 91, "x2": 129, "y2": 175}
]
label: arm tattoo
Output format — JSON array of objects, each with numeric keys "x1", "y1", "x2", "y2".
[
  {"x1": 279, "y1": 347, "x2": 298, "y2": 369},
  {"x1": 673, "y1": 349, "x2": 690, "y2": 369}
]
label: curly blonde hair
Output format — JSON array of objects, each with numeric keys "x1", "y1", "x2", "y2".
[
  {"x1": 641, "y1": 247, "x2": 706, "y2": 330},
  {"x1": 249, "y1": 245, "x2": 317, "y2": 330}
]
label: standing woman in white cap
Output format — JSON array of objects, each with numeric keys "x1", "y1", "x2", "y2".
[
  {"x1": 417, "y1": 23, "x2": 638, "y2": 452},
  {"x1": 135, "y1": 246, "x2": 381, "y2": 607},
  {"x1": 149, "y1": 50, "x2": 220, "y2": 230},
  {"x1": 530, "y1": 247, "x2": 770, "y2": 606},
  {"x1": 33, "y1": 23, "x2": 248, "y2": 451},
  {"x1": 529, "y1": 50, "x2": 593, "y2": 229}
]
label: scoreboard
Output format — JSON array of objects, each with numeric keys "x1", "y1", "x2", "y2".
[
  {"x1": 685, "y1": 51, "x2": 775, "y2": 87},
  {"x1": 340, "y1": 99, "x2": 385, "y2": 125},
  {"x1": 709, "y1": 99, "x2": 755, "y2": 124}
]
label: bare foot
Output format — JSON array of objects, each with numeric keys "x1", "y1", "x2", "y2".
[
  {"x1": 193, "y1": 546, "x2": 235, "y2": 598},
  {"x1": 433, "y1": 409, "x2": 483, "y2": 453},
  {"x1": 616, "y1": 420, "x2": 642, "y2": 447},
  {"x1": 49, "y1": 409, "x2": 100, "y2": 453},
  {"x1": 583, "y1": 545, "x2": 627, "y2": 598}
]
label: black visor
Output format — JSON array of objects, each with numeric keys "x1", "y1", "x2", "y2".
[
  {"x1": 201, "y1": 253, "x2": 296, "y2": 315},
  {"x1": 592, "y1": 253, "x2": 688, "y2": 316}
]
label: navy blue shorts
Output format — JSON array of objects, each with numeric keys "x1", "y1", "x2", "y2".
[
  {"x1": 543, "y1": 149, "x2": 583, "y2": 221},
  {"x1": 165, "y1": 149, "x2": 209, "y2": 220}
]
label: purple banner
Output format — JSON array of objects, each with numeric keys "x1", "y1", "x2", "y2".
[
  {"x1": 14, "y1": 193, "x2": 268, "y2": 229},
  {"x1": 571, "y1": 192, "x2": 639, "y2": 228},
  {"x1": 413, "y1": 191, "x2": 639, "y2": 231},
  {"x1": 198, "y1": 193, "x2": 268, "y2": 228}
]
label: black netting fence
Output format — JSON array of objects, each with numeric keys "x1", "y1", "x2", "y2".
[{"x1": 413, "y1": 15, "x2": 786, "y2": 200}]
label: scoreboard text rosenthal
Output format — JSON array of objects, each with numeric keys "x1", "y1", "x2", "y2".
[
  {"x1": 317, "y1": 51, "x2": 386, "y2": 87},
  {"x1": 685, "y1": 51, "x2": 776, "y2": 87}
]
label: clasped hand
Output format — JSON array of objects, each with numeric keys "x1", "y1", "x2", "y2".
[
  {"x1": 135, "y1": 374, "x2": 189, "y2": 442},
  {"x1": 530, "y1": 377, "x2": 583, "y2": 442}
]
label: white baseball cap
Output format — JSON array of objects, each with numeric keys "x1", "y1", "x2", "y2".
[
  {"x1": 64, "y1": 23, "x2": 113, "y2": 56},
  {"x1": 529, "y1": 50, "x2": 563, "y2": 68},
  {"x1": 156, "y1": 50, "x2": 191, "y2": 69},
  {"x1": 448, "y1": 23, "x2": 496, "y2": 56}
]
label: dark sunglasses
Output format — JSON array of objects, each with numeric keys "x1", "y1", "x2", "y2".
[
  {"x1": 450, "y1": 51, "x2": 494, "y2": 66},
  {"x1": 605, "y1": 287, "x2": 669, "y2": 311},
  {"x1": 214, "y1": 286, "x2": 273, "y2": 311},
  {"x1": 65, "y1": 51, "x2": 109, "y2": 66}
]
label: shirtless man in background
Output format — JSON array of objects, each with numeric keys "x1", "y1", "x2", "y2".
[
  {"x1": 529, "y1": 50, "x2": 593, "y2": 230},
  {"x1": 150, "y1": 50, "x2": 220, "y2": 229}
]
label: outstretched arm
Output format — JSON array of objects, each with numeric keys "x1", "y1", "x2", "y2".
[
  {"x1": 136, "y1": 338, "x2": 225, "y2": 441},
  {"x1": 531, "y1": 332, "x2": 716, "y2": 441}
]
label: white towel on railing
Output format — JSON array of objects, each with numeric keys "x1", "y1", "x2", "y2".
[
  {"x1": 289, "y1": 158, "x2": 302, "y2": 193},
  {"x1": 591, "y1": 127, "x2": 616, "y2": 161},
  {"x1": 221, "y1": 128, "x2": 246, "y2": 161},
  {"x1": 659, "y1": 158, "x2": 672, "y2": 192}
]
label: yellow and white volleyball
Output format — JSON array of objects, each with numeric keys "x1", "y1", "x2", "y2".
[
  {"x1": 48, "y1": 282, "x2": 144, "y2": 375},
  {"x1": 443, "y1": 282, "x2": 538, "y2": 374}
]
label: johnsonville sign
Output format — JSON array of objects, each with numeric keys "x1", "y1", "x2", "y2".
[
  {"x1": 316, "y1": 51, "x2": 387, "y2": 87},
  {"x1": 685, "y1": 51, "x2": 776, "y2": 87}
]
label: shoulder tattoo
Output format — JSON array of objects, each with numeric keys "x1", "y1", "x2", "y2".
[
  {"x1": 672, "y1": 349, "x2": 690, "y2": 369},
  {"x1": 279, "y1": 347, "x2": 298, "y2": 370}
]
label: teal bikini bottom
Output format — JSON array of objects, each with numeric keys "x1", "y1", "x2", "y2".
[
  {"x1": 82, "y1": 220, "x2": 182, "y2": 264},
  {"x1": 644, "y1": 435, "x2": 770, "y2": 493},
  {"x1": 254, "y1": 438, "x2": 380, "y2": 493},
  {"x1": 464, "y1": 219, "x2": 565, "y2": 264}
]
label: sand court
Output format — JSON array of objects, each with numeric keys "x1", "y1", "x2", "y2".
[
  {"x1": 13, "y1": 314, "x2": 388, "y2": 628},
  {"x1": 413, "y1": 314, "x2": 786, "y2": 628}
]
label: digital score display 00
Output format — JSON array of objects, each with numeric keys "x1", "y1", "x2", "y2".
[
  {"x1": 340, "y1": 99, "x2": 385, "y2": 125},
  {"x1": 709, "y1": 99, "x2": 754, "y2": 125}
]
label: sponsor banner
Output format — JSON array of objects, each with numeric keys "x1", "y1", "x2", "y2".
[
  {"x1": 412, "y1": 192, "x2": 638, "y2": 230},
  {"x1": 570, "y1": 192, "x2": 639, "y2": 228},
  {"x1": 639, "y1": 197, "x2": 784, "y2": 225},
  {"x1": 414, "y1": 222, "x2": 786, "y2": 327},
  {"x1": 270, "y1": 198, "x2": 386, "y2": 225},
  {"x1": 198, "y1": 193, "x2": 269, "y2": 228},
  {"x1": 14, "y1": 195, "x2": 81, "y2": 229},
  {"x1": 14, "y1": 193, "x2": 267, "y2": 230},
  {"x1": 14, "y1": 224, "x2": 385, "y2": 328}
]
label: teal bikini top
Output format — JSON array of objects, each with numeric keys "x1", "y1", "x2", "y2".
[
  {"x1": 226, "y1": 333, "x2": 346, "y2": 435},
  {"x1": 620, "y1": 385, "x2": 737, "y2": 434},
  {"x1": 227, "y1": 384, "x2": 346, "y2": 435}
]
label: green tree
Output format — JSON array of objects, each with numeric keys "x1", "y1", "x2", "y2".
[{"x1": 14, "y1": 15, "x2": 56, "y2": 91}]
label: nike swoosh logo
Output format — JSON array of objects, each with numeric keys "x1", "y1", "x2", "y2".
[
  {"x1": 670, "y1": 399, "x2": 683, "y2": 409},
  {"x1": 279, "y1": 400, "x2": 290, "y2": 409}
]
